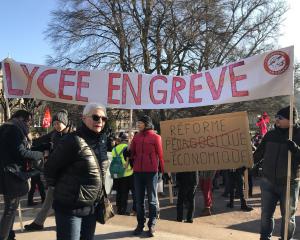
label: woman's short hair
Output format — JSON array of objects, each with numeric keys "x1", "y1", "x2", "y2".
[{"x1": 82, "y1": 103, "x2": 107, "y2": 116}]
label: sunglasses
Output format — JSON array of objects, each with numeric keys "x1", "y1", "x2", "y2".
[
  {"x1": 89, "y1": 114, "x2": 108, "y2": 122},
  {"x1": 275, "y1": 115, "x2": 286, "y2": 120}
]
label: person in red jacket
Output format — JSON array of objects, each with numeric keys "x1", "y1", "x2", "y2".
[{"x1": 130, "y1": 115, "x2": 164, "y2": 237}]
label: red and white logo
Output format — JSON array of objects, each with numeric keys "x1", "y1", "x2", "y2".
[{"x1": 264, "y1": 50, "x2": 290, "y2": 75}]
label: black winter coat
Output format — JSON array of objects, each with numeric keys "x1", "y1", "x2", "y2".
[
  {"x1": 44, "y1": 123, "x2": 108, "y2": 216},
  {"x1": 32, "y1": 129, "x2": 70, "y2": 153},
  {"x1": 254, "y1": 124, "x2": 300, "y2": 185},
  {"x1": 0, "y1": 122, "x2": 43, "y2": 197}
]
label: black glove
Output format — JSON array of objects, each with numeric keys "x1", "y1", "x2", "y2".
[{"x1": 287, "y1": 139, "x2": 300, "y2": 153}]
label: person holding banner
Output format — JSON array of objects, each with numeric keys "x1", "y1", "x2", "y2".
[
  {"x1": 130, "y1": 115, "x2": 164, "y2": 237},
  {"x1": 44, "y1": 103, "x2": 108, "y2": 240},
  {"x1": 254, "y1": 106, "x2": 300, "y2": 240},
  {"x1": 0, "y1": 110, "x2": 44, "y2": 240}
]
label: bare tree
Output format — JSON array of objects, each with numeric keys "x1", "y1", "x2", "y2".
[{"x1": 46, "y1": 0, "x2": 288, "y2": 129}]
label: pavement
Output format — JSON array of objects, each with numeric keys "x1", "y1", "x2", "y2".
[{"x1": 2, "y1": 177, "x2": 300, "y2": 240}]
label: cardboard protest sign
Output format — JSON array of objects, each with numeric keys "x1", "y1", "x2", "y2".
[{"x1": 160, "y1": 112, "x2": 253, "y2": 172}]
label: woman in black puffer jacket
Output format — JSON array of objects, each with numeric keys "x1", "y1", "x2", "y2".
[{"x1": 45, "y1": 103, "x2": 109, "y2": 240}]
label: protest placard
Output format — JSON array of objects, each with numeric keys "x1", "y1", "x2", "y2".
[{"x1": 160, "y1": 112, "x2": 253, "y2": 172}]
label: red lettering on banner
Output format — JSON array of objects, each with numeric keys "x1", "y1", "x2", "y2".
[
  {"x1": 58, "y1": 70, "x2": 76, "y2": 100},
  {"x1": 229, "y1": 61, "x2": 249, "y2": 97},
  {"x1": 108, "y1": 73, "x2": 121, "y2": 104},
  {"x1": 149, "y1": 76, "x2": 168, "y2": 104},
  {"x1": 122, "y1": 74, "x2": 142, "y2": 105},
  {"x1": 20, "y1": 65, "x2": 39, "y2": 95},
  {"x1": 4, "y1": 63, "x2": 23, "y2": 96},
  {"x1": 170, "y1": 77, "x2": 186, "y2": 104},
  {"x1": 189, "y1": 73, "x2": 203, "y2": 103},
  {"x1": 76, "y1": 71, "x2": 90, "y2": 102},
  {"x1": 37, "y1": 69, "x2": 57, "y2": 98},
  {"x1": 205, "y1": 66, "x2": 227, "y2": 100}
]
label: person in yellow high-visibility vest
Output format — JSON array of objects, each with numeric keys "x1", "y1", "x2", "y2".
[{"x1": 112, "y1": 133, "x2": 136, "y2": 215}]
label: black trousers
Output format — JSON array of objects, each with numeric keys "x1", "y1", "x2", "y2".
[
  {"x1": 114, "y1": 175, "x2": 135, "y2": 214},
  {"x1": 176, "y1": 185, "x2": 197, "y2": 221},
  {"x1": 228, "y1": 170, "x2": 245, "y2": 202},
  {"x1": 28, "y1": 174, "x2": 46, "y2": 203},
  {"x1": 0, "y1": 196, "x2": 19, "y2": 240},
  {"x1": 248, "y1": 170, "x2": 253, "y2": 196}
]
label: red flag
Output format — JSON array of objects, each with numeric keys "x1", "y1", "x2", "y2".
[
  {"x1": 256, "y1": 112, "x2": 270, "y2": 136},
  {"x1": 42, "y1": 107, "x2": 51, "y2": 128}
]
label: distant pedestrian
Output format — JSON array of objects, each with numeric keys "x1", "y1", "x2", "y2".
[
  {"x1": 226, "y1": 167, "x2": 253, "y2": 211},
  {"x1": 176, "y1": 171, "x2": 198, "y2": 223},
  {"x1": 112, "y1": 133, "x2": 136, "y2": 215},
  {"x1": 199, "y1": 170, "x2": 215, "y2": 216}
]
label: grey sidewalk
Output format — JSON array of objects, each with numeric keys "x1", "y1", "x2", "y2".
[
  {"x1": 14, "y1": 214, "x2": 259, "y2": 240},
  {"x1": 3, "y1": 180, "x2": 300, "y2": 240}
]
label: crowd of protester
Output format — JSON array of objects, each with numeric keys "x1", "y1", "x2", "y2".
[{"x1": 0, "y1": 104, "x2": 299, "y2": 240}]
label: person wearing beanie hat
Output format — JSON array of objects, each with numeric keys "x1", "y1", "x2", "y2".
[
  {"x1": 25, "y1": 109, "x2": 73, "y2": 232},
  {"x1": 254, "y1": 105, "x2": 300, "y2": 240},
  {"x1": 52, "y1": 109, "x2": 69, "y2": 128},
  {"x1": 276, "y1": 106, "x2": 298, "y2": 123},
  {"x1": 137, "y1": 115, "x2": 154, "y2": 130},
  {"x1": 130, "y1": 115, "x2": 164, "y2": 237},
  {"x1": 26, "y1": 109, "x2": 69, "y2": 209}
]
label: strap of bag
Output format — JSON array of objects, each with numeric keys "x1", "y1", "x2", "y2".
[
  {"x1": 113, "y1": 146, "x2": 126, "y2": 157},
  {"x1": 102, "y1": 184, "x2": 108, "y2": 198}
]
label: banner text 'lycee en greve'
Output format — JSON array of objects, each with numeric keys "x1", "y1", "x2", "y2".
[{"x1": 1, "y1": 46, "x2": 293, "y2": 109}]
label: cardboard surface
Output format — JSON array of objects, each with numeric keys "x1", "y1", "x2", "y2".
[{"x1": 160, "y1": 112, "x2": 253, "y2": 172}]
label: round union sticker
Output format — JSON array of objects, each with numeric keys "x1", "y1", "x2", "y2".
[{"x1": 264, "y1": 50, "x2": 290, "y2": 75}]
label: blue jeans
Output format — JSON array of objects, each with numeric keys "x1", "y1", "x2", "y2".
[
  {"x1": 55, "y1": 210, "x2": 97, "y2": 240},
  {"x1": 0, "y1": 196, "x2": 20, "y2": 240},
  {"x1": 134, "y1": 172, "x2": 158, "y2": 228},
  {"x1": 260, "y1": 177, "x2": 300, "y2": 240}
]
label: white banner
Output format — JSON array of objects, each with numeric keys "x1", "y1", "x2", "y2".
[{"x1": 1, "y1": 46, "x2": 294, "y2": 109}]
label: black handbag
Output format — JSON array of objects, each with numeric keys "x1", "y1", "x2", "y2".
[
  {"x1": 0, "y1": 165, "x2": 31, "y2": 197},
  {"x1": 95, "y1": 188, "x2": 114, "y2": 224},
  {"x1": 4, "y1": 164, "x2": 40, "y2": 181}
]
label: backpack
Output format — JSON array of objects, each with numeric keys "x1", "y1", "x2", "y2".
[{"x1": 109, "y1": 147, "x2": 126, "y2": 179}]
